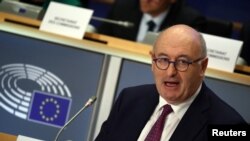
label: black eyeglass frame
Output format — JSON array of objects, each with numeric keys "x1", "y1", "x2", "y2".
[{"x1": 152, "y1": 57, "x2": 205, "y2": 72}]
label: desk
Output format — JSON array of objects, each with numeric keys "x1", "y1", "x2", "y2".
[
  {"x1": 0, "y1": 132, "x2": 17, "y2": 141},
  {"x1": 1, "y1": 11, "x2": 249, "y2": 74}
]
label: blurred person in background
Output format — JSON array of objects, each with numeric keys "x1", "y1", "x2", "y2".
[{"x1": 97, "y1": 0, "x2": 206, "y2": 42}]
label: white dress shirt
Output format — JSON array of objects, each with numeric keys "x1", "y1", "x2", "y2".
[
  {"x1": 136, "y1": 9, "x2": 169, "y2": 42},
  {"x1": 137, "y1": 84, "x2": 202, "y2": 141}
]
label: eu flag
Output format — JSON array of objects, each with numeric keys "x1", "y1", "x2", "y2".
[{"x1": 28, "y1": 91, "x2": 72, "y2": 128}]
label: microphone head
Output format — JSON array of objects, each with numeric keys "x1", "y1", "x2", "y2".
[
  {"x1": 85, "y1": 96, "x2": 97, "y2": 107},
  {"x1": 117, "y1": 21, "x2": 134, "y2": 28},
  {"x1": 90, "y1": 96, "x2": 97, "y2": 103},
  {"x1": 123, "y1": 22, "x2": 134, "y2": 28}
]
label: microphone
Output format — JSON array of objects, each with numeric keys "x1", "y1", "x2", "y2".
[
  {"x1": 54, "y1": 96, "x2": 97, "y2": 141},
  {"x1": 91, "y1": 16, "x2": 134, "y2": 28}
]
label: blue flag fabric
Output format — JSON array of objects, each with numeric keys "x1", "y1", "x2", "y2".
[{"x1": 28, "y1": 91, "x2": 72, "y2": 127}]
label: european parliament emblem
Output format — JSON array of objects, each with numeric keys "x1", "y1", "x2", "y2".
[{"x1": 28, "y1": 91, "x2": 72, "y2": 128}]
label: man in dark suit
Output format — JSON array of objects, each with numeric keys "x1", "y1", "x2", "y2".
[
  {"x1": 95, "y1": 24, "x2": 247, "y2": 141},
  {"x1": 97, "y1": 0, "x2": 206, "y2": 42}
]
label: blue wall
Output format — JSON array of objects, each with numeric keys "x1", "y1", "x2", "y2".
[{"x1": 186, "y1": 0, "x2": 250, "y2": 23}]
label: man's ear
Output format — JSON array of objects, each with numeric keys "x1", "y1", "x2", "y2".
[
  {"x1": 201, "y1": 57, "x2": 208, "y2": 76},
  {"x1": 150, "y1": 50, "x2": 156, "y2": 71},
  {"x1": 149, "y1": 50, "x2": 154, "y2": 59}
]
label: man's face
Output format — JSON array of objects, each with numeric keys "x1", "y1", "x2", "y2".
[
  {"x1": 140, "y1": 0, "x2": 176, "y2": 17},
  {"x1": 151, "y1": 26, "x2": 208, "y2": 104}
]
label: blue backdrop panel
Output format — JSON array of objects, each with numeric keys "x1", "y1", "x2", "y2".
[{"x1": 0, "y1": 31, "x2": 104, "y2": 141}]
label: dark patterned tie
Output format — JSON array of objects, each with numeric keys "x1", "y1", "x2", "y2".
[
  {"x1": 144, "y1": 104, "x2": 173, "y2": 141},
  {"x1": 147, "y1": 20, "x2": 156, "y2": 32}
]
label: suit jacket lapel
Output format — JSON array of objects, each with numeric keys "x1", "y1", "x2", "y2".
[
  {"x1": 159, "y1": 1, "x2": 184, "y2": 31},
  {"x1": 170, "y1": 84, "x2": 210, "y2": 141},
  {"x1": 128, "y1": 11, "x2": 142, "y2": 40},
  {"x1": 129, "y1": 85, "x2": 159, "y2": 140}
]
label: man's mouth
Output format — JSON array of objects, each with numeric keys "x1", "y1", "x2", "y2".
[{"x1": 164, "y1": 81, "x2": 179, "y2": 87}]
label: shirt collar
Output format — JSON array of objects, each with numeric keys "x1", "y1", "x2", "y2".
[
  {"x1": 158, "y1": 83, "x2": 202, "y2": 119},
  {"x1": 143, "y1": 8, "x2": 169, "y2": 28}
]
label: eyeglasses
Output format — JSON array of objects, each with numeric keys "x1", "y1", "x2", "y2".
[{"x1": 152, "y1": 57, "x2": 205, "y2": 72}]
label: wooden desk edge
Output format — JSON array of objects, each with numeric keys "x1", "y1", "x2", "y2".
[
  {"x1": 235, "y1": 65, "x2": 250, "y2": 74},
  {"x1": 0, "y1": 132, "x2": 17, "y2": 141}
]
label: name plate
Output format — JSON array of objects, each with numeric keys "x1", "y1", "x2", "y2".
[
  {"x1": 202, "y1": 33, "x2": 243, "y2": 72},
  {"x1": 40, "y1": 2, "x2": 93, "y2": 39}
]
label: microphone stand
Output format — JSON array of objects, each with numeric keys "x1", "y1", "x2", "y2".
[
  {"x1": 54, "y1": 96, "x2": 97, "y2": 141},
  {"x1": 91, "y1": 16, "x2": 134, "y2": 28}
]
